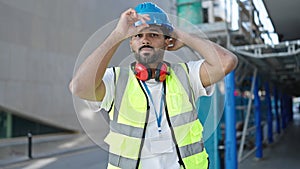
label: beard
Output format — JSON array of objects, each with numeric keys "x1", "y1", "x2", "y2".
[{"x1": 134, "y1": 46, "x2": 164, "y2": 65}]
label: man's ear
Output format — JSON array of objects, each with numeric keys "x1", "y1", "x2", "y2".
[
  {"x1": 129, "y1": 40, "x2": 133, "y2": 52},
  {"x1": 165, "y1": 38, "x2": 174, "y2": 49}
]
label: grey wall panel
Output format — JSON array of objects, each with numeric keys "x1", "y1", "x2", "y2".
[{"x1": 0, "y1": 0, "x2": 172, "y2": 131}]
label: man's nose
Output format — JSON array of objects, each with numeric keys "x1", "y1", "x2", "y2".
[{"x1": 141, "y1": 35, "x2": 151, "y2": 45}]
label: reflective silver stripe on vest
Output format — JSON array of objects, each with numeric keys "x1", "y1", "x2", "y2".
[
  {"x1": 169, "y1": 110, "x2": 198, "y2": 127},
  {"x1": 179, "y1": 140, "x2": 204, "y2": 158},
  {"x1": 110, "y1": 121, "x2": 144, "y2": 138},
  {"x1": 109, "y1": 153, "x2": 138, "y2": 169},
  {"x1": 114, "y1": 67, "x2": 130, "y2": 122}
]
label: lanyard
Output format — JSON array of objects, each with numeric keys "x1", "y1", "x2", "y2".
[{"x1": 142, "y1": 81, "x2": 164, "y2": 133}]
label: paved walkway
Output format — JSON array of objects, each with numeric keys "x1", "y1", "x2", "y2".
[
  {"x1": 1, "y1": 113, "x2": 299, "y2": 169},
  {"x1": 0, "y1": 133, "x2": 98, "y2": 167},
  {"x1": 239, "y1": 113, "x2": 300, "y2": 169}
]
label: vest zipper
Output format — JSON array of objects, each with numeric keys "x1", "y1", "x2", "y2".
[
  {"x1": 135, "y1": 80, "x2": 150, "y2": 169},
  {"x1": 163, "y1": 81, "x2": 186, "y2": 169}
]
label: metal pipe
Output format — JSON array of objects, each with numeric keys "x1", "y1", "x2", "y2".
[
  {"x1": 273, "y1": 86, "x2": 280, "y2": 134},
  {"x1": 224, "y1": 71, "x2": 237, "y2": 169},
  {"x1": 238, "y1": 68, "x2": 257, "y2": 162},
  {"x1": 265, "y1": 82, "x2": 273, "y2": 143},
  {"x1": 280, "y1": 94, "x2": 287, "y2": 129},
  {"x1": 28, "y1": 132, "x2": 32, "y2": 159},
  {"x1": 288, "y1": 96, "x2": 293, "y2": 122},
  {"x1": 254, "y1": 75, "x2": 263, "y2": 159}
]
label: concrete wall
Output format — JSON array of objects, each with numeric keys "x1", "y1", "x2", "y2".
[{"x1": 0, "y1": 0, "x2": 173, "y2": 131}]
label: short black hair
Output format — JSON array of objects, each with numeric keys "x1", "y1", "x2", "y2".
[{"x1": 160, "y1": 25, "x2": 172, "y2": 38}]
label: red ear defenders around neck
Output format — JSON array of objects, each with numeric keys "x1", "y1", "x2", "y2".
[{"x1": 132, "y1": 62, "x2": 169, "y2": 82}]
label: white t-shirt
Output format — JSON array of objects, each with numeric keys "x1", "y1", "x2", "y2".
[{"x1": 102, "y1": 60, "x2": 213, "y2": 169}]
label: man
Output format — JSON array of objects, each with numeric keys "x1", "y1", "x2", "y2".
[{"x1": 69, "y1": 2, "x2": 238, "y2": 169}]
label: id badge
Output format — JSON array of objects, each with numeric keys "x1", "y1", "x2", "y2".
[{"x1": 150, "y1": 134, "x2": 174, "y2": 154}]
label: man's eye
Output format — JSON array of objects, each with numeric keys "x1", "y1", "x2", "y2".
[
  {"x1": 135, "y1": 34, "x2": 143, "y2": 38},
  {"x1": 151, "y1": 33, "x2": 159, "y2": 37}
]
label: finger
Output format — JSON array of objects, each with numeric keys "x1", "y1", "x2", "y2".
[
  {"x1": 124, "y1": 9, "x2": 138, "y2": 21},
  {"x1": 133, "y1": 14, "x2": 150, "y2": 27},
  {"x1": 128, "y1": 10, "x2": 137, "y2": 19},
  {"x1": 139, "y1": 18, "x2": 148, "y2": 25},
  {"x1": 124, "y1": 8, "x2": 134, "y2": 16},
  {"x1": 140, "y1": 14, "x2": 150, "y2": 21},
  {"x1": 132, "y1": 10, "x2": 138, "y2": 18},
  {"x1": 133, "y1": 13, "x2": 147, "y2": 24},
  {"x1": 136, "y1": 14, "x2": 150, "y2": 23}
]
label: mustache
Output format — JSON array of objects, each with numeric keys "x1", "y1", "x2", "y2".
[{"x1": 139, "y1": 45, "x2": 154, "y2": 51}]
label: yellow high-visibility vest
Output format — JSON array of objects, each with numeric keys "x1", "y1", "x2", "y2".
[{"x1": 102, "y1": 63, "x2": 209, "y2": 169}]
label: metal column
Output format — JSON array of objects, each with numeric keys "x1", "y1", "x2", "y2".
[
  {"x1": 254, "y1": 76, "x2": 262, "y2": 159},
  {"x1": 273, "y1": 86, "x2": 280, "y2": 134},
  {"x1": 265, "y1": 82, "x2": 273, "y2": 143},
  {"x1": 238, "y1": 68, "x2": 257, "y2": 162},
  {"x1": 280, "y1": 94, "x2": 287, "y2": 130},
  {"x1": 281, "y1": 94, "x2": 292, "y2": 128},
  {"x1": 224, "y1": 71, "x2": 237, "y2": 169},
  {"x1": 287, "y1": 96, "x2": 293, "y2": 122}
]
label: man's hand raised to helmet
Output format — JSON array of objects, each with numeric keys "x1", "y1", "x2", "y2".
[
  {"x1": 114, "y1": 8, "x2": 151, "y2": 39},
  {"x1": 166, "y1": 28, "x2": 185, "y2": 51}
]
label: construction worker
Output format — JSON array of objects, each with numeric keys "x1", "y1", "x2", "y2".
[{"x1": 69, "y1": 2, "x2": 238, "y2": 169}]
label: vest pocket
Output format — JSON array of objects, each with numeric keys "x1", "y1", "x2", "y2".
[
  {"x1": 105, "y1": 132, "x2": 124, "y2": 168},
  {"x1": 167, "y1": 93, "x2": 193, "y2": 116},
  {"x1": 183, "y1": 151, "x2": 209, "y2": 169},
  {"x1": 105, "y1": 131, "x2": 141, "y2": 159},
  {"x1": 189, "y1": 121, "x2": 203, "y2": 143},
  {"x1": 167, "y1": 93, "x2": 183, "y2": 112},
  {"x1": 104, "y1": 132, "x2": 124, "y2": 155}
]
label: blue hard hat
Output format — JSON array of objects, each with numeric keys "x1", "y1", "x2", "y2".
[{"x1": 134, "y1": 2, "x2": 173, "y2": 32}]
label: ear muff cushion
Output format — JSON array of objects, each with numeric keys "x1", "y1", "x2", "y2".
[
  {"x1": 155, "y1": 62, "x2": 168, "y2": 82},
  {"x1": 134, "y1": 63, "x2": 152, "y2": 81}
]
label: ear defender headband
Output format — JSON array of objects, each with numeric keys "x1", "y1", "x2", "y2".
[{"x1": 132, "y1": 62, "x2": 170, "y2": 82}]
